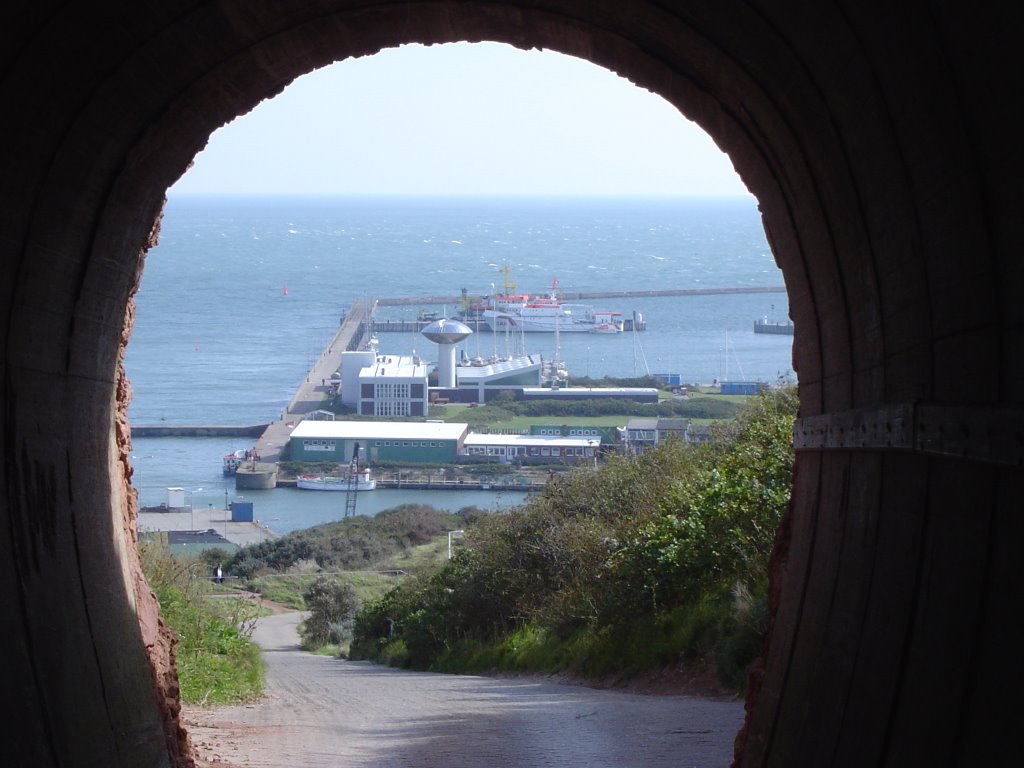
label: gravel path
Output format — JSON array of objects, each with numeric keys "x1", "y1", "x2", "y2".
[{"x1": 185, "y1": 612, "x2": 744, "y2": 767}]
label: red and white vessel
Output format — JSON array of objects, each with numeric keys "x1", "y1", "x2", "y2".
[{"x1": 481, "y1": 274, "x2": 623, "y2": 334}]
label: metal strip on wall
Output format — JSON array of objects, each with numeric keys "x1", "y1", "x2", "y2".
[{"x1": 793, "y1": 402, "x2": 1024, "y2": 466}]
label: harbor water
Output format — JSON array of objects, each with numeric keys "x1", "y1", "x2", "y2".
[{"x1": 126, "y1": 195, "x2": 792, "y2": 527}]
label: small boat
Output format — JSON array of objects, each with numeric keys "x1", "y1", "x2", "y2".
[
  {"x1": 222, "y1": 449, "x2": 247, "y2": 476},
  {"x1": 296, "y1": 467, "x2": 376, "y2": 491}
]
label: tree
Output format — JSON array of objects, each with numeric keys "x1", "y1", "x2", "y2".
[{"x1": 301, "y1": 577, "x2": 361, "y2": 648}]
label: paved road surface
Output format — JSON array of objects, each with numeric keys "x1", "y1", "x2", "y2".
[{"x1": 185, "y1": 612, "x2": 744, "y2": 768}]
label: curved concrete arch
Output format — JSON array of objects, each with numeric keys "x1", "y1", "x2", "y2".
[{"x1": 0, "y1": 3, "x2": 1017, "y2": 766}]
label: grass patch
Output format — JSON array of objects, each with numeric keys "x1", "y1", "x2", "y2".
[{"x1": 250, "y1": 570, "x2": 404, "y2": 610}]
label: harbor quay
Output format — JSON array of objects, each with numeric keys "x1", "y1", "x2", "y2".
[{"x1": 138, "y1": 504, "x2": 278, "y2": 548}]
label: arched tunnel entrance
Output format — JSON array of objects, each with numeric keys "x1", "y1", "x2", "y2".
[{"x1": 0, "y1": 3, "x2": 1018, "y2": 766}]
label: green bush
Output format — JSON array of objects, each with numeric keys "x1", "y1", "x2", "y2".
[
  {"x1": 300, "y1": 576, "x2": 361, "y2": 649},
  {"x1": 227, "y1": 504, "x2": 463, "y2": 578},
  {"x1": 350, "y1": 388, "x2": 797, "y2": 692}
]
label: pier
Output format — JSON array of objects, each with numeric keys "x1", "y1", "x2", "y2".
[
  {"x1": 368, "y1": 316, "x2": 645, "y2": 333},
  {"x1": 250, "y1": 297, "x2": 374, "y2": 464},
  {"x1": 373, "y1": 285, "x2": 787, "y2": 306},
  {"x1": 132, "y1": 424, "x2": 268, "y2": 437},
  {"x1": 367, "y1": 286, "x2": 786, "y2": 332}
]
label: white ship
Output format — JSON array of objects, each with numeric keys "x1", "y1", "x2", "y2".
[
  {"x1": 481, "y1": 274, "x2": 623, "y2": 334},
  {"x1": 296, "y1": 466, "x2": 376, "y2": 491}
]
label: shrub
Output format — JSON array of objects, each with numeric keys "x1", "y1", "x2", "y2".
[
  {"x1": 300, "y1": 576, "x2": 361, "y2": 648},
  {"x1": 351, "y1": 388, "x2": 797, "y2": 690}
]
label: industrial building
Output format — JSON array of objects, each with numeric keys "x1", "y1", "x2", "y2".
[
  {"x1": 453, "y1": 354, "x2": 544, "y2": 402},
  {"x1": 461, "y1": 433, "x2": 601, "y2": 463},
  {"x1": 288, "y1": 420, "x2": 468, "y2": 464},
  {"x1": 340, "y1": 323, "x2": 654, "y2": 411},
  {"x1": 338, "y1": 350, "x2": 430, "y2": 417}
]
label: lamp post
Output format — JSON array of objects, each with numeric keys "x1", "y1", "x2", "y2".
[{"x1": 447, "y1": 529, "x2": 464, "y2": 560}]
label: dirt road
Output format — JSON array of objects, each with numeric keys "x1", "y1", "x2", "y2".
[{"x1": 185, "y1": 612, "x2": 745, "y2": 767}]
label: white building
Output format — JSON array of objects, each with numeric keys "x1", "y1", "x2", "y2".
[
  {"x1": 461, "y1": 433, "x2": 600, "y2": 463},
  {"x1": 338, "y1": 351, "x2": 430, "y2": 417}
]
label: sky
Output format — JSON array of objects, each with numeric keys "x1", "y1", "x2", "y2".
[{"x1": 171, "y1": 42, "x2": 749, "y2": 197}]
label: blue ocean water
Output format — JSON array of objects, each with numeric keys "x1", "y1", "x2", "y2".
[{"x1": 127, "y1": 195, "x2": 792, "y2": 527}]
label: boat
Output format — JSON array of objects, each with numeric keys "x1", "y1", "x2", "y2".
[
  {"x1": 222, "y1": 449, "x2": 247, "y2": 476},
  {"x1": 296, "y1": 466, "x2": 376, "y2": 491},
  {"x1": 480, "y1": 273, "x2": 624, "y2": 334},
  {"x1": 753, "y1": 316, "x2": 795, "y2": 335}
]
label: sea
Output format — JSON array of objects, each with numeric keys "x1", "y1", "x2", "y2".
[{"x1": 127, "y1": 195, "x2": 792, "y2": 533}]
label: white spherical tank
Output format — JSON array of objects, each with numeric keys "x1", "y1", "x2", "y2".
[{"x1": 421, "y1": 318, "x2": 473, "y2": 387}]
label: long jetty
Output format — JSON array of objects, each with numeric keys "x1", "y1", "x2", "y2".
[
  {"x1": 132, "y1": 425, "x2": 267, "y2": 437},
  {"x1": 251, "y1": 297, "x2": 374, "y2": 464},
  {"x1": 375, "y1": 285, "x2": 787, "y2": 306}
]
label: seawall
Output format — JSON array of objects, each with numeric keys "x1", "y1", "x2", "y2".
[{"x1": 132, "y1": 425, "x2": 268, "y2": 437}]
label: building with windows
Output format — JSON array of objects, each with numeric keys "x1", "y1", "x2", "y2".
[
  {"x1": 452, "y1": 354, "x2": 544, "y2": 403},
  {"x1": 288, "y1": 420, "x2": 468, "y2": 464},
  {"x1": 622, "y1": 417, "x2": 707, "y2": 454},
  {"x1": 529, "y1": 424, "x2": 619, "y2": 445},
  {"x1": 461, "y1": 433, "x2": 600, "y2": 464},
  {"x1": 341, "y1": 353, "x2": 430, "y2": 417}
]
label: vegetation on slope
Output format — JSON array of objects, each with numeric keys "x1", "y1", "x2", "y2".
[
  {"x1": 147, "y1": 388, "x2": 794, "y2": 699},
  {"x1": 140, "y1": 540, "x2": 265, "y2": 705},
  {"x1": 349, "y1": 388, "x2": 798, "y2": 691}
]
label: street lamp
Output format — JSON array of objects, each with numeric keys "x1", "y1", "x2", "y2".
[{"x1": 447, "y1": 529, "x2": 464, "y2": 559}]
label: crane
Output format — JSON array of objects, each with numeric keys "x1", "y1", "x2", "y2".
[{"x1": 343, "y1": 442, "x2": 362, "y2": 519}]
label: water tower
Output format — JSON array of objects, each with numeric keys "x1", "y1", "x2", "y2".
[{"x1": 421, "y1": 318, "x2": 473, "y2": 387}]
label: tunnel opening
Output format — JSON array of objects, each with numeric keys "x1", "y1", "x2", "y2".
[
  {"x1": 130, "y1": 41, "x2": 792, "y2": 763},
  {"x1": 2, "y1": 4, "x2": 1016, "y2": 768}
]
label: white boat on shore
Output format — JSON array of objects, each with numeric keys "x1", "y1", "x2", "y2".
[{"x1": 296, "y1": 467, "x2": 376, "y2": 491}]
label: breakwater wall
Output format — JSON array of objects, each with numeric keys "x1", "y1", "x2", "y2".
[
  {"x1": 132, "y1": 425, "x2": 268, "y2": 437},
  {"x1": 375, "y1": 285, "x2": 787, "y2": 306},
  {"x1": 375, "y1": 478, "x2": 544, "y2": 491}
]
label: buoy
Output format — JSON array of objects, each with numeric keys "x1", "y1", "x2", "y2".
[{"x1": 282, "y1": 284, "x2": 288, "y2": 296}]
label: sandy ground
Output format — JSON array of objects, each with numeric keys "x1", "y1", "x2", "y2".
[{"x1": 184, "y1": 612, "x2": 745, "y2": 767}]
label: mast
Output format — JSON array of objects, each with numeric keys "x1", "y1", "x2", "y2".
[{"x1": 344, "y1": 442, "x2": 361, "y2": 519}]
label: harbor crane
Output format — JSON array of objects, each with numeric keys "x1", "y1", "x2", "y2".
[{"x1": 344, "y1": 442, "x2": 362, "y2": 519}]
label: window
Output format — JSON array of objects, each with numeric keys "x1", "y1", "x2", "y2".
[{"x1": 303, "y1": 439, "x2": 336, "y2": 452}]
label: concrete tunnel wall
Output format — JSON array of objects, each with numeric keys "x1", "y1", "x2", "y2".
[{"x1": 0, "y1": 2, "x2": 1019, "y2": 766}]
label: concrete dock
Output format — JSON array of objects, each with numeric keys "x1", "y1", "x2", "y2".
[{"x1": 137, "y1": 505, "x2": 278, "y2": 547}]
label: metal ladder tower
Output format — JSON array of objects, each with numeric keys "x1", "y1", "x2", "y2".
[{"x1": 343, "y1": 442, "x2": 361, "y2": 519}]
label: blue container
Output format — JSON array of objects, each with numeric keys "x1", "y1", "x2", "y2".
[{"x1": 230, "y1": 501, "x2": 254, "y2": 522}]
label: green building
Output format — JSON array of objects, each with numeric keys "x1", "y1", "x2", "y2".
[
  {"x1": 288, "y1": 420, "x2": 468, "y2": 464},
  {"x1": 529, "y1": 424, "x2": 620, "y2": 445}
]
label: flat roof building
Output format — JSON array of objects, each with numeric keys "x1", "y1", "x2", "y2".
[
  {"x1": 455, "y1": 354, "x2": 543, "y2": 402},
  {"x1": 461, "y1": 433, "x2": 600, "y2": 463},
  {"x1": 346, "y1": 353, "x2": 430, "y2": 417},
  {"x1": 289, "y1": 420, "x2": 468, "y2": 464}
]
